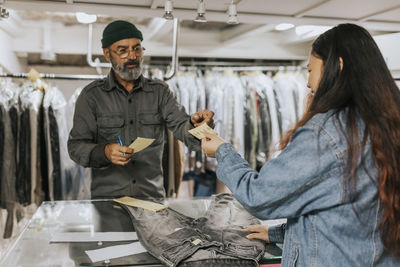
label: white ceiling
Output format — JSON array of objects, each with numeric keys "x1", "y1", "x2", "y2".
[
  {"x1": 0, "y1": 0, "x2": 400, "y2": 72},
  {"x1": 4, "y1": 0, "x2": 400, "y2": 26}
]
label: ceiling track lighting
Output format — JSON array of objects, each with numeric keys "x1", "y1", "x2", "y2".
[
  {"x1": 163, "y1": 0, "x2": 174, "y2": 20},
  {"x1": 227, "y1": 1, "x2": 239, "y2": 25},
  {"x1": 194, "y1": 0, "x2": 207, "y2": 23},
  {"x1": 76, "y1": 12, "x2": 97, "y2": 24},
  {"x1": 0, "y1": 6, "x2": 9, "y2": 19},
  {"x1": 275, "y1": 23, "x2": 295, "y2": 31}
]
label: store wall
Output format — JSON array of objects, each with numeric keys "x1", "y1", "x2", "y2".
[
  {"x1": 0, "y1": 27, "x2": 23, "y2": 73},
  {"x1": 374, "y1": 32, "x2": 400, "y2": 78}
]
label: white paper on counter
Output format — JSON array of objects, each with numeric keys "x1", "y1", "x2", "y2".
[
  {"x1": 50, "y1": 232, "x2": 138, "y2": 243},
  {"x1": 85, "y1": 241, "x2": 147, "y2": 263}
]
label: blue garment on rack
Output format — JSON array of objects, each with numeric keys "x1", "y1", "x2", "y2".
[{"x1": 183, "y1": 170, "x2": 216, "y2": 197}]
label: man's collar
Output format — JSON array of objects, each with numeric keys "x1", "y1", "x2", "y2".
[{"x1": 103, "y1": 69, "x2": 152, "y2": 92}]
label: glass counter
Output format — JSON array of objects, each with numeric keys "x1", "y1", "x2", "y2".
[{"x1": 0, "y1": 198, "x2": 282, "y2": 266}]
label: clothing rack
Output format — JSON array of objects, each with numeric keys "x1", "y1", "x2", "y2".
[
  {"x1": 0, "y1": 63, "x2": 305, "y2": 81},
  {"x1": 0, "y1": 72, "x2": 106, "y2": 80},
  {"x1": 210, "y1": 65, "x2": 305, "y2": 72},
  {"x1": 146, "y1": 64, "x2": 305, "y2": 72}
]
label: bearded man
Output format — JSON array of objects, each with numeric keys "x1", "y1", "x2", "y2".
[{"x1": 68, "y1": 20, "x2": 214, "y2": 199}]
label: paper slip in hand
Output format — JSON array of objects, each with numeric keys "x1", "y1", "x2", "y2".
[
  {"x1": 188, "y1": 123, "x2": 217, "y2": 140},
  {"x1": 128, "y1": 137, "x2": 155, "y2": 153},
  {"x1": 114, "y1": 196, "x2": 168, "y2": 212}
]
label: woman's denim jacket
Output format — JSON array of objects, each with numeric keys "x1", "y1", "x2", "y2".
[{"x1": 216, "y1": 110, "x2": 400, "y2": 267}]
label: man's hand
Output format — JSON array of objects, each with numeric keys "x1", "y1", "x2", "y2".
[
  {"x1": 243, "y1": 225, "x2": 269, "y2": 243},
  {"x1": 201, "y1": 132, "x2": 225, "y2": 158},
  {"x1": 191, "y1": 110, "x2": 215, "y2": 128},
  {"x1": 105, "y1": 143, "x2": 134, "y2": 165}
]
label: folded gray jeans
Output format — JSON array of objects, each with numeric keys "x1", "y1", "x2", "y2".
[{"x1": 122, "y1": 193, "x2": 266, "y2": 267}]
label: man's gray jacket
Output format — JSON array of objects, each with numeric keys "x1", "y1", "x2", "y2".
[{"x1": 68, "y1": 71, "x2": 200, "y2": 199}]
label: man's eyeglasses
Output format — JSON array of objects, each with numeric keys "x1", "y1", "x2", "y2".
[{"x1": 110, "y1": 46, "x2": 146, "y2": 59}]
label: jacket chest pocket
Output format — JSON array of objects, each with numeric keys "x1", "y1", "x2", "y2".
[
  {"x1": 138, "y1": 112, "x2": 163, "y2": 142},
  {"x1": 97, "y1": 116, "x2": 125, "y2": 143}
]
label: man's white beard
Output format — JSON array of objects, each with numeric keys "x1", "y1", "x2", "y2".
[{"x1": 111, "y1": 57, "x2": 144, "y2": 81}]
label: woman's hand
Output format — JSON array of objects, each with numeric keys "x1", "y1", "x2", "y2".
[
  {"x1": 243, "y1": 225, "x2": 269, "y2": 243},
  {"x1": 201, "y1": 133, "x2": 225, "y2": 158}
]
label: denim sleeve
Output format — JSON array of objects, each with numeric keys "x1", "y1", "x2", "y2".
[
  {"x1": 215, "y1": 124, "x2": 342, "y2": 219},
  {"x1": 161, "y1": 86, "x2": 201, "y2": 151},
  {"x1": 268, "y1": 223, "x2": 286, "y2": 243},
  {"x1": 67, "y1": 90, "x2": 110, "y2": 168}
]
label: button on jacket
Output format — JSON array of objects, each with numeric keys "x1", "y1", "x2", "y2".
[
  {"x1": 215, "y1": 110, "x2": 400, "y2": 267},
  {"x1": 68, "y1": 71, "x2": 201, "y2": 199}
]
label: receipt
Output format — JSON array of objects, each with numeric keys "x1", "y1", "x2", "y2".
[
  {"x1": 128, "y1": 137, "x2": 155, "y2": 153},
  {"x1": 85, "y1": 242, "x2": 147, "y2": 263},
  {"x1": 51, "y1": 232, "x2": 138, "y2": 243},
  {"x1": 188, "y1": 123, "x2": 217, "y2": 139},
  {"x1": 114, "y1": 196, "x2": 168, "y2": 212}
]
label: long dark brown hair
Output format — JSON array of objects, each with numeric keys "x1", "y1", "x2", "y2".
[{"x1": 280, "y1": 23, "x2": 400, "y2": 257}]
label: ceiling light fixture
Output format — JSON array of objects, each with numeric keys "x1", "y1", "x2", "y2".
[
  {"x1": 0, "y1": 6, "x2": 9, "y2": 19},
  {"x1": 163, "y1": 0, "x2": 174, "y2": 20},
  {"x1": 227, "y1": 0, "x2": 239, "y2": 25},
  {"x1": 75, "y1": 12, "x2": 97, "y2": 24},
  {"x1": 295, "y1": 25, "x2": 332, "y2": 38},
  {"x1": 194, "y1": 0, "x2": 207, "y2": 23},
  {"x1": 275, "y1": 23, "x2": 294, "y2": 31}
]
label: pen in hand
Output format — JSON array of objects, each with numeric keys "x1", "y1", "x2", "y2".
[{"x1": 118, "y1": 135, "x2": 126, "y2": 157}]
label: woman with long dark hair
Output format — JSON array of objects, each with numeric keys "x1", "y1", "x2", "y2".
[{"x1": 202, "y1": 23, "x2": 400, "y2": 266}]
